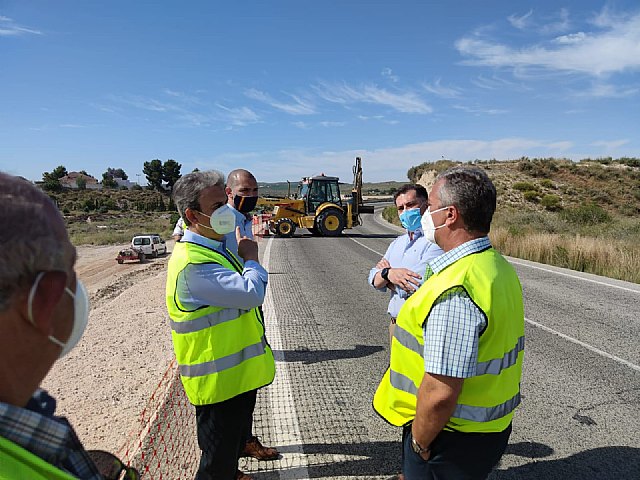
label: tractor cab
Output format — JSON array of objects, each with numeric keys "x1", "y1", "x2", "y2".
[{"x1": 297, "y1": 174, "x2": 342, "y2": 214}]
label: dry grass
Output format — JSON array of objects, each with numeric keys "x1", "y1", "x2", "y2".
[{"x1": 490, "y1": 228, "x2": 640, "y2": 284}]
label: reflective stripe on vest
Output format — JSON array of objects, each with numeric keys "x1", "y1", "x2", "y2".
[
  {"x1": 170, "y1": 308, "x2": 249, "y2": 334},
  {"x1": 180, "y1": 336, "x2": 268, "y2": 377},
  {"x1": 453, "y1": 391, "x2": 521, "y2": 422}
]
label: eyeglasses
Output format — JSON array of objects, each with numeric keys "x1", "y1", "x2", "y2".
[{"x1": 87, "y1": 450, "x2": 140, "y2": 480}]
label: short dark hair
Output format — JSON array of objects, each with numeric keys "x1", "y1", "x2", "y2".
[
  {"x1": 393, "y1": 184, "x2": 428, "y2": 203},
  {"x1": 436, "y1": 167, "x2": 496, "y2": 234}
]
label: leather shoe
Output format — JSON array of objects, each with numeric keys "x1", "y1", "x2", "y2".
[
  {"x1": 242, "y1": 435, "x2": 279, "y2": 460},
  {"x1": 235, "y1": 470, "x2": 253, "y2": 480}
]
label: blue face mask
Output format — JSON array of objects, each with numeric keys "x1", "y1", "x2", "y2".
[{"x1": 399, "y1": 208, "x2": 422, "y2": 232}]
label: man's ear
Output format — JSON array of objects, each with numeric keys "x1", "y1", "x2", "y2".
[
  {"x1": 24, "y1": 271, "x2": 67, "y2": 336},
  {"x1": 184, "y1": 208, "x2": 199, "y2": 226},
  {"x1": 225, "y1": 186, "x2": 233, "y2": 199}
]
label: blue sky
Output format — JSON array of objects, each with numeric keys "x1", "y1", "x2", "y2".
[{"x1": 1, "y1": 1, "x2": 639, "y2": 184}]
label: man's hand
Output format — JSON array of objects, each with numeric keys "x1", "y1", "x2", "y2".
[
  {"x1": 388, "y1": 268, "x2": 422, "y2": 294},
  {"x1": 376, "y1": 258, "x2": 391, "y2": 270},
  {"x1": 236, "y1": 226, "x2": 259, "y2": 262}
]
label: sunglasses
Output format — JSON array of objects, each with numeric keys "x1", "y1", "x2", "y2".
[{"x1": 87, "y1": 450, "x2": 140, "y2": 480}]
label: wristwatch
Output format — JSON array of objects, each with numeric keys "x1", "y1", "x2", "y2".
[
  {"x1": 411, "y1": 436, "x2": 431, "y2": 459},
  {"x1": 380, "y1": 267, "x2": 390, "y2": 281}
]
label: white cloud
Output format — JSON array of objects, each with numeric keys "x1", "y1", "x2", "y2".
[
  {"x1": 540, "y1": 8, "x2": 570, "y2": 35},
  {"x1": 553, "y1": 32, "x2": 586, "y2": 44},
  {"x1": 215, "y1": 104, "x2": 261, "y2": 126},
  {"x1": 591, "y1": 139, "x2": 629, "y2": 150},
  {"x1": 423, "y1": 78, "x2": 462, "y2": 98},
  {"x1": 572, "y1": 82, "x2": 639, "y2": 98},
  {"x1": 319, "y1": 121, "x2": 346, "y2": 127},
  {"x1": 453, "y1": 105, "x2": 508, "y2": 115},
  {"x1": 313, "y1": 81, "x2": 432, "y2": 114},
  {"x1": 0, "y1": 16, "x2": 42, "y2": 36},
  {"x1": 508, "y1": 10, "x2": 533, "y2": 30},
  {"x1": 456, "y1": 9, "x2": 640, "y2": 76},
  {"x1": 381, "y1": 67, "x2": 399, "y2": 83},
  {"x1": 244, "y1": 88, "x2": 316, "y2": 115}
]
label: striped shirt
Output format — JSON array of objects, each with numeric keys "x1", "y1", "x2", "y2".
[
  {"x1": 423, "y1": 237, "x2": 491, "y2": 378},
  {"x1": 0, "y1": 389, "x2": 102, "y2": 479}
]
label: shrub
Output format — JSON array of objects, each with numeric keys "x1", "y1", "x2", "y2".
[
  {"x1": 523, "y1": 191, "x2": 539, "y2": 202},
  {"x1": 561, "y1": 204, "x2": 611, "y2": 225},
  {"x1": 539, "y1": 179, "x2": 555, "y2": 189},
  {"x1": 541, "y1": 194, "x2": 561, "y2": 211},
  {"x1": 513, "y1": 181, "x2": 537, "y2": 192}
]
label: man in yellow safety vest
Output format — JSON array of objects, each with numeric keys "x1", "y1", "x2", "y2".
[
  {"x1": 374, "y1": 166, "x2": 525, "y2": 480},
  {"x1": 0, "y1": 173, "x2": 130, "y2": 479},
  {"x1": 167, "y1": 170, "x2": 275, "y2": 480}
]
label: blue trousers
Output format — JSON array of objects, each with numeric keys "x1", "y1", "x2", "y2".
[{"x1": 402, "y1": 423, "x2": 512, "y2": 480}]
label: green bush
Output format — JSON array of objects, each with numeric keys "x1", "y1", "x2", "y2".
[
  {"x1": 539, "y1": 179, "x2": 555, "y2": 189},
  {"x1": 382, "y1": 206, "x2": 400, "y2": 226},
  {"x1": 561, "y1": 204, "x2": 611, "y2": 225},
  {"x1": 513, "y1": 182, "x2": 537, "y2": 192},
  {"x1": 523, "y1": 191, "x2": 539, "y2": 202},
  {"x1": 541, "y1": 194, "x2": 561, "y2": 211}
]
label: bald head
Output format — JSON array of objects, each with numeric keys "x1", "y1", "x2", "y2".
[
  {"x1": 226, "y1": 169, "x2": 259, "y2": 207},
  {"x1": 227, "y1": 169, "x2": 257, "y2": 193},
  {"x1": 0, "y1": 173, "x2": 73, "y2": 310}
]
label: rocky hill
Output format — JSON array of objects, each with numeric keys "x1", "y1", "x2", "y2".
[{"x1": 407, "y1": 157, "x2": 640, "y2": 217}]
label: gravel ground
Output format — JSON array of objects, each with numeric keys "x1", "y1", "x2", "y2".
[{"x1": 41, "y1": 241, "x2": 176, "y2": 453}]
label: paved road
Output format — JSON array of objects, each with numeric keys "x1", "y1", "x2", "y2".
[{"x1": 242, "y1": 209, "x2": 640, "y2": 479}]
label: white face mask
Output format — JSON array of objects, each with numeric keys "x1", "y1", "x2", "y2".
[
  {"x1": 197, "y1": 204, "x2": 236, "y2": 235},
  {"x1": 420, "y1": 206, "x2": 450, "y2": 244},
  {"x1": 28, "y1": 272, "x2": 90, "y2": 358}
]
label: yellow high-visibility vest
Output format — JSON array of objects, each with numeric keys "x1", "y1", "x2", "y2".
[
  {"x1": 374, "y1": 247, "x2": 524, "y2": 432},
  {"x1": 0, "y1": 436, "x2": 77, "y2": 480},
  {"x1": 166, "y1": 241, "x2": 275, "y2": 405}
]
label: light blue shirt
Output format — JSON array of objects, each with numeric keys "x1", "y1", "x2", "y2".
[
  {"x1": 368, "y1": 228, "x2": 444, "y2": 318},
  {"x1": 423, "y1": 237, "x2": 490, "y2": 378},
  {"x1": 223, "y1": 205, "x2": 254, "y2": 259},
  {"x1": 177, "y1": 229, "x2": 267, "y2": 310}
]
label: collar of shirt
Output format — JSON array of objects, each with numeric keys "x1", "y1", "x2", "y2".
[
  {"x1": 405, "y1": 227, "x2": 423, "y2": 241},
  {"x1": 0, "y1": 390, "x2": 101, "y2": 478},
  {"x1": 429, "y1": 236, "x2": 492, "y2": 275},
  {"x1": 183, "y1": 229, "x2": 225, "y2": 250}
]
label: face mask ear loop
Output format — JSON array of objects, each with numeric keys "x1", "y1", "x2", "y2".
[{"x1": 27, "y1": 272, "x2": 46, "y2": 325}]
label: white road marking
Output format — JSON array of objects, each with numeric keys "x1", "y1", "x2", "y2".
[
  {"x1": 349, "y1": 237, "x2": 640, "y2": 373},
  {"x1": 525, "y1": 317, "x2": 640, "y2": 372},
  {"x1": 349, "y1": 237, "x2": 385, "y2": 256},
  {"x1": 509, "y1": 259, "x2": 640, "y2": 294},
  {"x1": 263, "y1": 237, "x2": 311, "y2": 479}
]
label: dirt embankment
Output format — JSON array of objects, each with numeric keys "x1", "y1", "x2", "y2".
[{"x1": 41, "y1": 242, "x2": 176, "y2": 453}]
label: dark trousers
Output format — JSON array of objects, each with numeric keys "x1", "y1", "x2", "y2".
[
  {"x1": 194, "y1": 390, "x2": 257, "y2": 480},
  {"x1": 402, "y1": 423, "x2": 512, "y2": 480}
]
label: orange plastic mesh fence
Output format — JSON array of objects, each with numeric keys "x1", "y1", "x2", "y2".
[{"x1": 116, "y1": 359, "x2": 198, "y2": 479}]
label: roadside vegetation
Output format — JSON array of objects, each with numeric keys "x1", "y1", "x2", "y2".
[{"x1": 384, "y1": 157, "x2": 640, "y2": 284}]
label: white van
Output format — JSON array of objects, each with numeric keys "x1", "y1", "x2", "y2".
[{"x1": 131, "y1": 234, "x2": 167, "y2": 257}]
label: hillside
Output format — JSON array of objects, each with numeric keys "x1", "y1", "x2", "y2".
[{"x1": 408, "y1": 157, "x2": 640, "y2": 217}]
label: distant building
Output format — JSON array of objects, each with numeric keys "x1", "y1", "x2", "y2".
[
  {"x1": 114, "y1": 177, "x2": 135, "y2": 189},
  {"x1": 59, "y1": 172, "x2": 101, "y2": 190}
]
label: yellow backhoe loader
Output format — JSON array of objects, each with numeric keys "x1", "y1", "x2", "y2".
[{"x1": 257, "y1": 157, "x2": 374, "y2": 237}]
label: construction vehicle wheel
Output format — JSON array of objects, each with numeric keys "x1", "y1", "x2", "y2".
[
  {"x1": 316, "y1": 208, "x2": 345, "y2": 236},
  {"x1": 275, "y1": 218, "x2": 296, "y2": 238}
]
